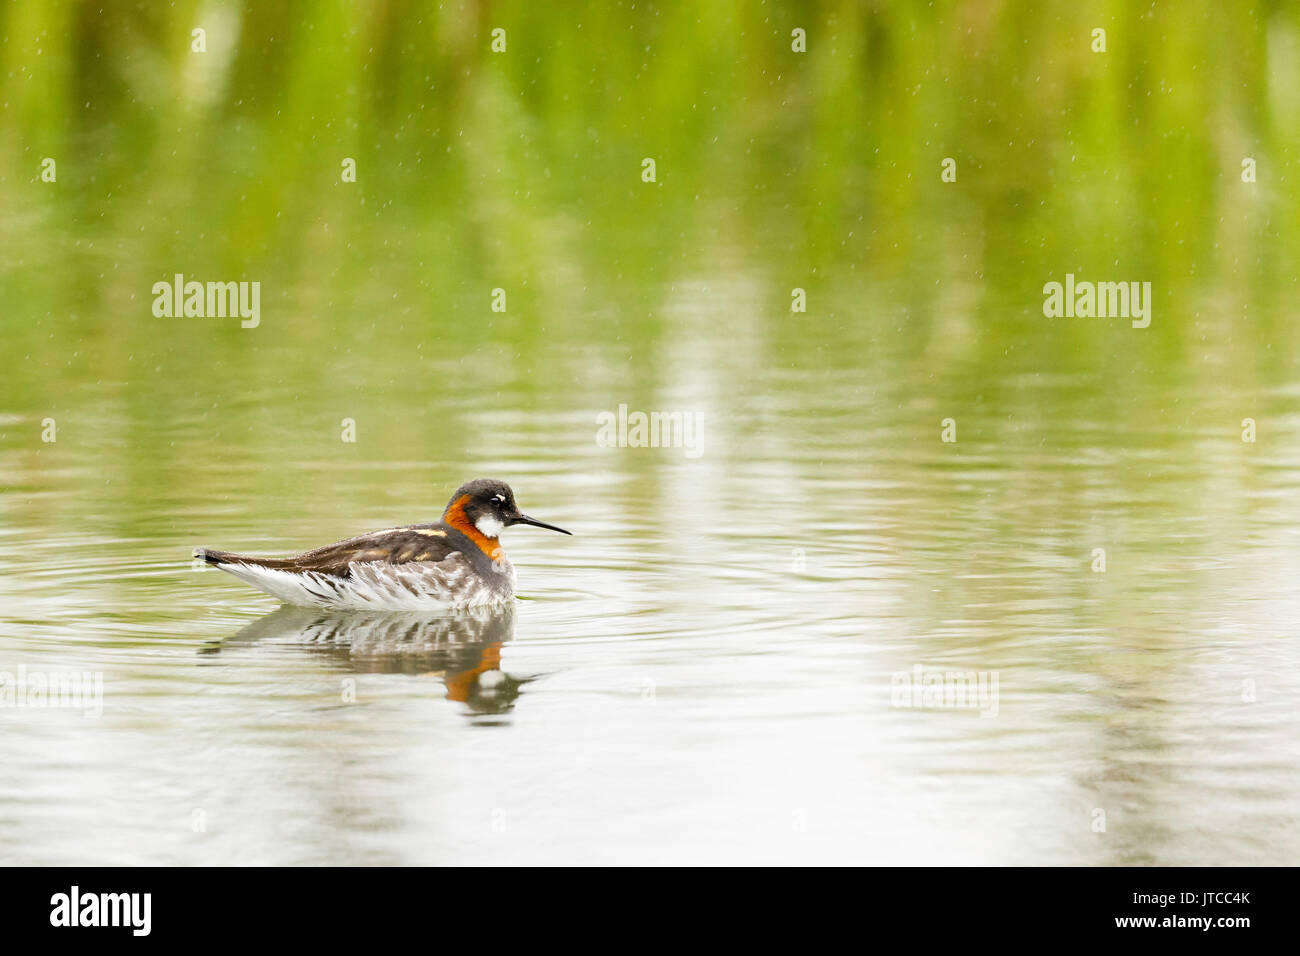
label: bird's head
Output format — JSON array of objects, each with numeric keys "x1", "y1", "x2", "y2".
[{"x1": 442, "y1": 479, "x2": 571, "y2": 540}]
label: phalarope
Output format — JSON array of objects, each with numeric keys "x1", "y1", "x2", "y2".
[{"x1": 196, "y1": 479, "x2": 570, "y2": 610}]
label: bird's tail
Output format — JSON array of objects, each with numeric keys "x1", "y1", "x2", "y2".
[{"x1": 193, "y1": 547, "x2": 293, "y2": 569}]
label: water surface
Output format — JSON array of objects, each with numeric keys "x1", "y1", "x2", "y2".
[{"x1": 2, "y1": 1, "x2": 1298, "y2": 865}]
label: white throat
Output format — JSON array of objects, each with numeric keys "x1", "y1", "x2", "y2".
[{"x1": 475, "y1": 515, "x2": 506, "y2": 539}]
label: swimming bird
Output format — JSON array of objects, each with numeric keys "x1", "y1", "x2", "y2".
[{"x1": 195, "y1": 478, "x2": 570, "y2": 610}]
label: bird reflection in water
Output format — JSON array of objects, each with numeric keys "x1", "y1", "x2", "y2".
[{"x1": 206, "y1": 604, "x2": 527, "y2": 717}]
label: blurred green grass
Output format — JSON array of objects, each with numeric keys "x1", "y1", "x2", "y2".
[{"x1": 0, "y1": 0, "x2": 1296, "y2": 423}]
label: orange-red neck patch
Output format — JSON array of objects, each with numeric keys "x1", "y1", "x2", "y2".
[{"x1": 443, "y1": 494, "x2": 504, "y2": 561}]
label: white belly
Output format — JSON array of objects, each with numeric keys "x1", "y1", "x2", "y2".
[{"x1": 215, "y1": 555, "x2": 514, "y2": 611}]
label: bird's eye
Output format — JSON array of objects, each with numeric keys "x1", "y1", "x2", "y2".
[{"x1": 491, "y1": 494, "x2": 505, "y2": 505}]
